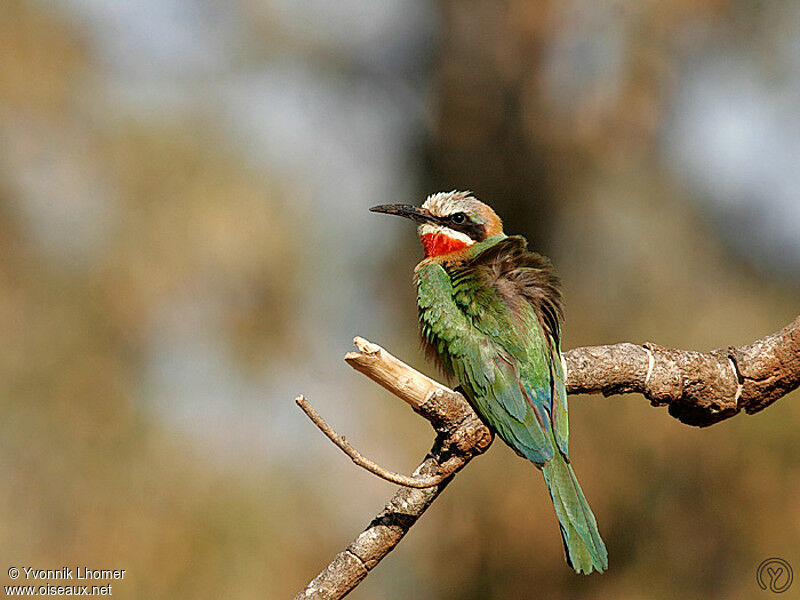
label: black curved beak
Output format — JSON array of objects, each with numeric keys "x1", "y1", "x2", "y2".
[{"x1": 369, "y1": 204, "x2": 435, "y2": 225}]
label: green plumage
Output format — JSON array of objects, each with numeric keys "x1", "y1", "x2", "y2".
[{"x1": 416, "y1": 235, "x2": 608, "y2": 574}]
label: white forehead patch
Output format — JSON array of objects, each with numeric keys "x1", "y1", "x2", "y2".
[
  {"x1": 422, "y1": 190, "x2": 472, "y2": 217},
  {"x1": 418, "y1": 223, "x2": 474, "y2": 246}
]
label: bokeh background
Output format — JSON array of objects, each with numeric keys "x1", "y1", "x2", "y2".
[{"x1": 2, "y1": 1, "x2": 799, "y2": 598}]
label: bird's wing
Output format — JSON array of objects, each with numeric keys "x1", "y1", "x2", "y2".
[
  {"x1": 462, "y1": 235, "x2": 570, "y2": 457},
  {"x1": 417, "y1": 259, "x2": 556, "y2": 465},
  {"x1": 474, "y1": 235, "x2": 571, "y2": 458}
]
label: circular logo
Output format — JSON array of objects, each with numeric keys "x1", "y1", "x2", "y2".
[{"x1": 757, "y1": 558, "x2": 793, "y2": 594}]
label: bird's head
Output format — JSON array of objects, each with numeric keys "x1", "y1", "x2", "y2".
[{"x1": 370, "y1": 191, "x2": 504, "y2": 258}]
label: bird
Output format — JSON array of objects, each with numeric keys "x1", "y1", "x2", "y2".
[{"x1": 370, "y1": 190, "x2": 608, "y2": 574}]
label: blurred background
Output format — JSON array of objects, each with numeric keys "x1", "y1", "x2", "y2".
[{"x1": 1, "y1": 0, "x2": 799, "y2": 598}]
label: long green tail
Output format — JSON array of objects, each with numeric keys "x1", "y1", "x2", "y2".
[{"x1": 541, "y1": 453, "x2": 608, "y2": 574}]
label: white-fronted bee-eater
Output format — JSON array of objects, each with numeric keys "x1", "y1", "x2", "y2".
[{"x1": 371, "y1": 191, "x2": 608, "y2": 574}]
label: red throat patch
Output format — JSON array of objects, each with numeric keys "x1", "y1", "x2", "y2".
[{"x1": 420, "y1": 232, "x2": 469, "y2": 258}]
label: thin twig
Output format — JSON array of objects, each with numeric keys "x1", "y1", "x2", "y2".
[{"x1": 295, "y1": 395, "x2": 453, "y2": 488}]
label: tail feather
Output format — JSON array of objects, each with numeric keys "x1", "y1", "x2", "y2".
[{"x1": 541, "y1": 454, "x2": 608, "y2": 574}]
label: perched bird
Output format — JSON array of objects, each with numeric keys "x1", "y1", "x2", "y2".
[{"x1": 370, "y1": 191, "x2": 608, "y2": 574}]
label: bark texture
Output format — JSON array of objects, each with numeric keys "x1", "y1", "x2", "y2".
[
  {"x1": 295, "y1": 317, "x2": 799, "y2": 599},
  {"x1": 563, "y1": 315, "x2": 800, "y2": 426}
]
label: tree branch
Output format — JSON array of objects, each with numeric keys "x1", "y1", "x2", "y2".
[
  {"x1": 294, "y1": 317, "x2": 799, "y2": 599},
  {"x1": 294, "y1": 338, "x2": 492, "y2": 600},
  {"x1": 563, "y1": 315, "x2": 800, "y2": 426}
]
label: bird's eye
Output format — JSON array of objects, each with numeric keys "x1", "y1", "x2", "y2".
[{"x1": 450, "y1": 213, "x2": 466, "y2": 224}]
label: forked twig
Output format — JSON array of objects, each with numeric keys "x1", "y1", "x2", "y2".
[{"x1": 295, "y1": 395, "x2": 453, "y2": 488}]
